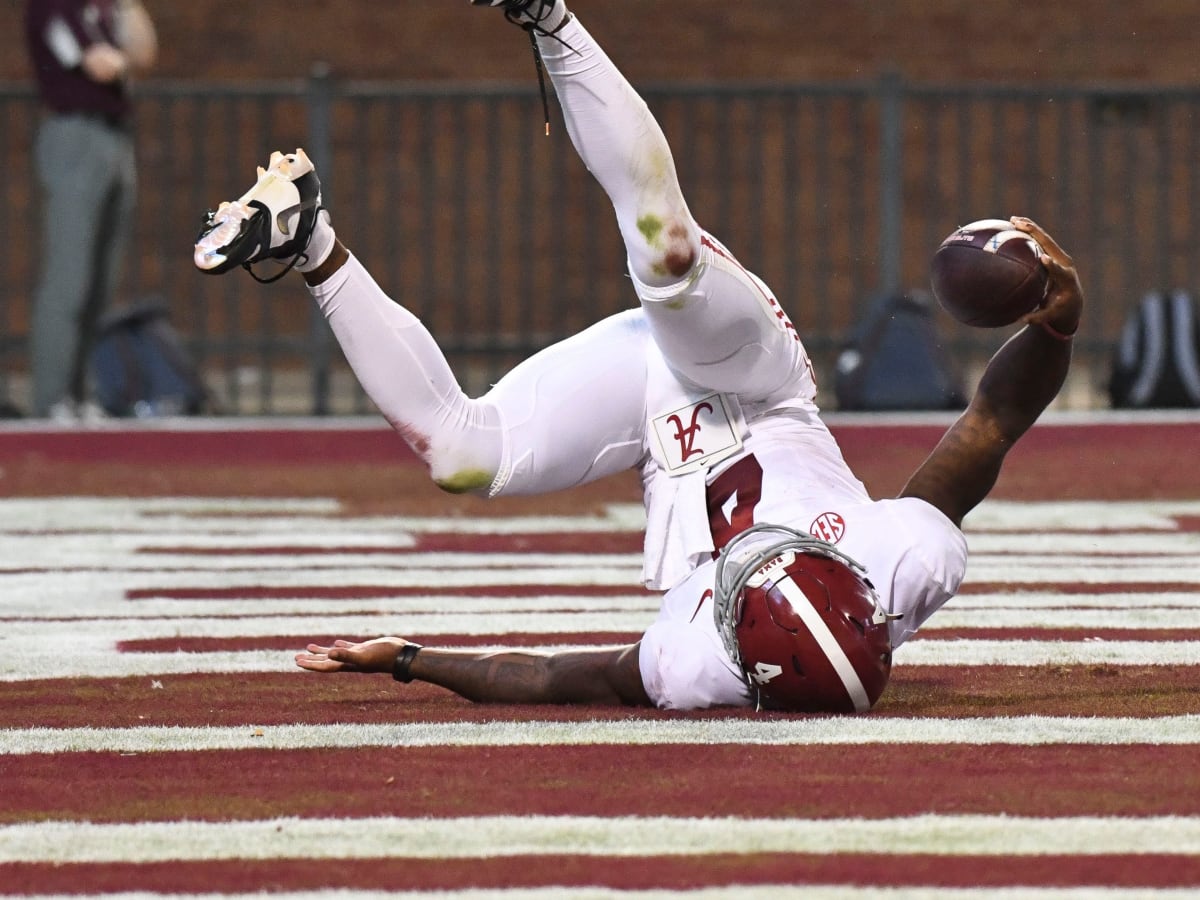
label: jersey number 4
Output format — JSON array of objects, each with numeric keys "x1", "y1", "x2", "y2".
[{"x1": 707, "y1": 454, "x2": 764, "y2": 555}]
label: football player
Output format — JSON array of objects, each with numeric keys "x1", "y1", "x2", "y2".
[{"x1": 196, "y1": 1, "x2": 1084, "y2": 712}]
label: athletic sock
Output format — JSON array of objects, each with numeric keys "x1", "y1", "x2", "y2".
[{"x1": 296, "y1": 210, "x2": 336, "y2": 274}]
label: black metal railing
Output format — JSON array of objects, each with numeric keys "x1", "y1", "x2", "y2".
[{"x1": 3, "y1": 73, "x2": 1197, "y2": 414}]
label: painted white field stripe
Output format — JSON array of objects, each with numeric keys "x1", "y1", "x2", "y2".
[
  {"x1": 970, "y1": 554, "x2": 1200, "y2": 570},
  {"x1": 968, "y1": 532, "x2": 1200, "y2": 553},
  {"x1": 0, "y1": 569, "x2": 645, "y2": 610},
  {"x1": 2, "y1": 553, "x2": 646, "y2": 573},
  {"x1": 2, "y1": 814, "x2": 1199, "y2": 863},
  {"x1": 4, "y1": 639, "x2": 1199, "y2": 682},
  {"x1": 4, "y1": 593, "x2": 1197, "y2": 623},
  {"x1": 23, "y1": 528, "x2": 1193, "y2": 555},
  {"x1": 0, "y1": 595, "x2": 660, "y2": 621},
  {"x1": 5, "y1": 497, "x2": 1200, "y2": 538},
  {"x1": 16, "y1": 495, "x2": 1200, "y2": 533},
  {"x1": 5, "y1": 611, "x2": 1197, "y2": 646},
  {"x1": 0, "y1": 552, "x2": 645, "y2": 573},
  {"x1": 0, "y1": 647, "x2": 645, "y2": 682},
  {"x1": 965, "y1": 563, "x2": 1200, "y2": 583},
  {"x1": 953, "y1": 592, "x2": 1200, "y2": 610},
  {"x1": 923, "y1": 608, "x2": 1200, "y2": 630},
  {"x1": 3, "y1": 594, "x2": 1195, "y2": 624},
  {"x1": 896, "y1": 639, "x2": 1200, "y2": 666},
  {"x1": 8, "y1": 889, "x2": 1200, "y2": 900},
  {"x1": 0, "y1": 497, "x2": 340, "y2": 517},
  {"x1": 9, "y1": 890, "x2": 1200, "y2": 900},
  {"x1": 2, "y1": 563, "x2": 641, "y2": 579},
  {"x1": 0, "y1": 498, "x2": 644, "y2": 536},
  {"x1": 0, "y1": 612, "x2": 647, "y2": 642},
  {"x1": 2, "y1": 567, "x2": 643, "y2": 594},
  {"x1": 0, "y1": 523, "x2": 645, "y2": 569},
  {"x1": 5, "y1": 715, "x2": 1200, "y2": 755},
  {"x1": 139, "y1": 527, "x2": 1200, "y2": 552},
  {"x1": 12, "y1": 561, "x2": 1200, "y2": 599},
  {"x1": 965, "y1": 499, "x2": 1200, "y2": 531}
]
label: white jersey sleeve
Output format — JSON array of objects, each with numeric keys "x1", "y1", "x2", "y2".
[{"x1": 835, "y1": 497, "x2": 968, "y2": 648}]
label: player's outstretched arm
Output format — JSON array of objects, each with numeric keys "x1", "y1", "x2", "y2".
[
  {"x1": 900, "y1": 217, "x2": 1083, "y2": 526},
  {"x1": 296, "y1": 637, "x2": 651, "y2": 707}
]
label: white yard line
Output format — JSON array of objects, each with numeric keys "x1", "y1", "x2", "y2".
[
  {"x1": 9, "y1": 889, "x2": 1200, "y2": 900},
  {"x1": 2, "y1": 814, "x2": 1199, "y2": 863},
  {"x1": 4, "y1": 639, "x2": 1199, "y2": 682},
  {"x1": 895, "y1": 639, "x2": 1200, "y2": 666},
  {"x1": 4, "y1": 715, "x2": 1200, "y2": 755},
  {"x1": 0, "y1": 607, "x2": 1191, "y2": 642},
  {"x1": 0, "y1": 594, "x2": 660, "y2": 620},
  {"x1": 3, "y1": 497, "x2": 1200, "y2": 682}
]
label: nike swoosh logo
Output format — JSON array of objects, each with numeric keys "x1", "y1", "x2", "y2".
[{"x1": 276, "y1": 197, "x2": 318, "y2": 237}]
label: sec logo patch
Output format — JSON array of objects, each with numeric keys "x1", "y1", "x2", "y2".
[{"x1": 810, "y1": 511, "x2": 846, "y2": 543}]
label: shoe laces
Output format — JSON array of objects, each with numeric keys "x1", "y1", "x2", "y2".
[{"x1": 503, "y1": 5, "x2": 577, "y2": 136}]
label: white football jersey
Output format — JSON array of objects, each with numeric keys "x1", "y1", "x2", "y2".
[{"x1": 638, "y1": 409, "x2": 968, "y2": 710}]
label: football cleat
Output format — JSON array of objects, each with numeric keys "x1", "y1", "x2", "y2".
[
  {"x1": 470, "y1": 0, "x2": 569, "y2": 35},
  {"x1": 194, "y1": 149, "x2": 322, "y2": 282}
]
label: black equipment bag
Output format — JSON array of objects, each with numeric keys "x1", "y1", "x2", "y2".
[
  {"x1": 834, "y1": 291, "x2": 966, "y2": 411},
  {"x1": 1109, "y1": 289, "x2": 1200, "y2": 409},
  {"x1": 90, "y1": 303, "x2": 209, "y2": 417}
]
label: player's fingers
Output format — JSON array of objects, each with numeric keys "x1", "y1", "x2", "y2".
[
  {"x1": 1038, "y1": 246, "x2": 1082, "y2": 294},
  {"x1": 1010, "y1": 216, "x2": 1072, "y2": 266},
  {"x1": 301, "y1": 649, "x2": 361, "y2": 673},
  {"x1": 1017, "y1": 308, "x2": 1046, "y2": 327},
  {"x1": 327, "y1": 648, "x2": 362, "y2": 668},
  {"x1": 1039, "y1": 253, "x2": 1072, "y2": 281},
  {"x1": 1008, "y1": 215, "x2": 1049, "y2": 243},
  {"x1": 295, "y1": 653, "x2": 338, "y2": 671},
  {"x1": 301, "y1": 661, "x2": 344, "y2": 673}
]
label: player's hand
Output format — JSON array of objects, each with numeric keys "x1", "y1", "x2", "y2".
[
  {"x1": 81, "y1": 43, "x2": 128, "y2": 83},
  {"x1": 1010, "y1": 216, "x2": 1083, "y2": 337},
  {"x1": 295, "y1": 637, "x2": 411, "y2": 674}
]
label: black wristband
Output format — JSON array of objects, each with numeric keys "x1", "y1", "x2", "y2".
[{"x1": 391, "y1": 643, "x2": 423, "y2": 683}]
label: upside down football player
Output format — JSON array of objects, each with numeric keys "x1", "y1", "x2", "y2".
[{"x1": 194, "y1": 1, "x2": 1084, "y2": 713}]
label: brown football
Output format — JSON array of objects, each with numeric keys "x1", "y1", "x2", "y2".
[{"x1": 930, "y1": 219, "x2": 1049, "y2": 327}]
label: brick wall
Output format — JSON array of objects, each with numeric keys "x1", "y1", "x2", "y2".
[
  {"x1": 3, "y1": 0, "x2": 1198, "y2": 412},
  {"x1": 3, "y1": 1, "x2": 1199, "y2": 85}
]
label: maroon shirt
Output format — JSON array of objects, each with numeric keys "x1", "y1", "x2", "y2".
[{"x1": 25, "y1": 0, "x2": 129, "y2": 123}]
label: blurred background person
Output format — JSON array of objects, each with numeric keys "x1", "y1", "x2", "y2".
[{"x1": 23, "y1": 0, "x2": 157, "y2": 421}]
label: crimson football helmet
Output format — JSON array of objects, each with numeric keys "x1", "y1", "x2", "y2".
[{"x1": 713, "y1": 524, "x2": 893, "y2": 713}]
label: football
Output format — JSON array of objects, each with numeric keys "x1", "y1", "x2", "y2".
[{"x1": 930, "y1": 219, "x2": 1049, "y2": 327}]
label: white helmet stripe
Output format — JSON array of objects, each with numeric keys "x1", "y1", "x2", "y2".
[{"x1": 776, "y1": 577, "x2": 871, "y2": 712}]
